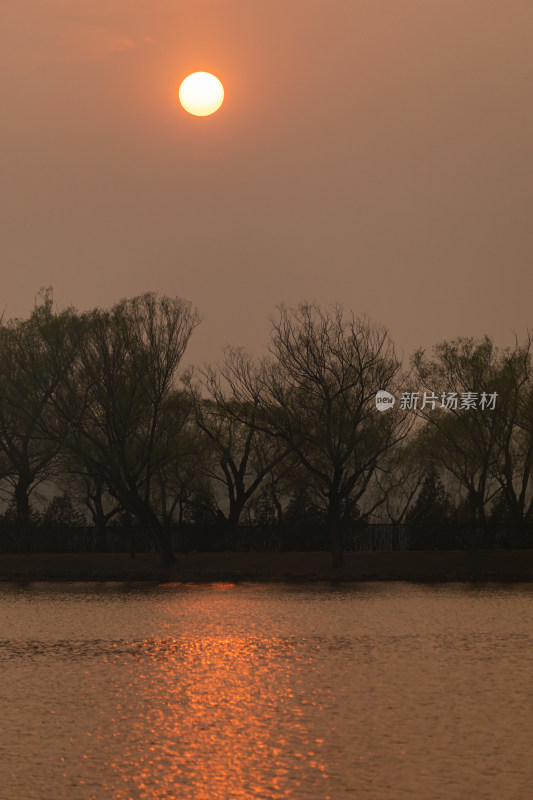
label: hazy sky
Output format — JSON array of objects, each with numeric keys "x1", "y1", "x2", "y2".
[{"x1": 2, "y1": 0, "x2": 532, "y2": 367}]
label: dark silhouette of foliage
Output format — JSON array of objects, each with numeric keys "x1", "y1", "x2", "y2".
[
  {"x1": 406, "y1": 471, "x2": 458, "y2": 549},
  {"x1": 41, "y1": 491, "x2": 86, "y2": 528},
  {"x1": 0, "y1": 290, "x2": 530, "y2": 557}
]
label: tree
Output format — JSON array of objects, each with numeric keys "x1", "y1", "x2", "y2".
[
  {"x1": 490, "y1": 334, "x2": 533, "y2": 533},
  {"x1": 41, "y1": 490, "x2": 86, "y2": 527},
  {"x1": 48, "y1": 293, "x2": 199, "y2": 565},
  {"x1": 151, "y1": 388, "x2": 212, "y2": 529},
  {"x1": 187, "y1": 365, "x2": 290, "y2": 533},
  {"x1": 216, "y1": 304, "x2": 410, "y2": 567},
  {"x1": 0, "y1": 290, "x2": 78, "y2": 550},
  {"x1": 412, "y1": 336, "x2": 502, "y2": 548},
  {"x1": 368, "y1": 430, "x2": 432, "y2": 527},
  {"x1": 405, "y1": 470, "x2": 455, "y2": 549},
  {"x1": 53, "y1": 455, "x2": 123, "y2": 550}
]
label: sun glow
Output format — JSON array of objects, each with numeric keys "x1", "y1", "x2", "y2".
[{"x1": 178, "y1": 72, "x2": 224, "y2": 117}]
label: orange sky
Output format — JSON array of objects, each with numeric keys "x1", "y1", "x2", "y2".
[{"x1": 2, "y1": 0, "x2": 532, "y2": 366}]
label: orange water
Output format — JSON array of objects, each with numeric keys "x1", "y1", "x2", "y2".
[{"x1": 1, "y1": 582, "x2": 532, "y2": 799}]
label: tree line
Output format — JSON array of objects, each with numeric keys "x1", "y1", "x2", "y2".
[{"x1": 0, "y1": 289, "x2": 531, "y2": 567}]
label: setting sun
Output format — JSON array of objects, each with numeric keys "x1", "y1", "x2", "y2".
[{"x1": 178, "y1": 72, "x2": 224, "y2": 117}]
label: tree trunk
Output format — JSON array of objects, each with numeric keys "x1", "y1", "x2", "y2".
[
  {"x1": 466, "y1": 491, "x2": 485, "y2": 551},
  {"x1": 227, "y1": 498, "x2": 243, "y2": 530},
  {"x1": 15, "y1": 475, "x2": 33, "y2": 553},
  {"x1": 326, "y1": 504, "x2": 345, "y2": 569},
  {"x1": 95, "y1": 521, "x2": 108, "y2": 553},
  {"x1": 135, "y1": 502, "x2": 176, "y2": 565},
  {"x1": 92, "y1": 505, "x2": 108, "y2": 552},
  {"x1": 392, "y1": 522, "x2": 400, "y2": 552},
  {"x1": 126, "y1": 511, "x2": 135, "y2": 559}
]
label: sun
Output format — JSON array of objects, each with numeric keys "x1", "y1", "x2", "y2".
[{"x1": 178, "y1": 72, "x2": 224, "y2": 117}]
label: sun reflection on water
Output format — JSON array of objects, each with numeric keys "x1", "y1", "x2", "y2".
[
  {"x1": 3, "y1": 583, "x2": 532, "y2": 799},
  {"x1": 99, "y1": 632, "x2": 331, "y2": 799}
]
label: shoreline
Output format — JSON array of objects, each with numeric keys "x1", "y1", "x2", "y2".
[{"x1": 1, "y1": 550, "x2": 532, "y2": 583}]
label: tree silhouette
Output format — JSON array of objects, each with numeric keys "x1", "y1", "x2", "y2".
[
  {"x1": 48, "y1": 293, "x2": 199, "y2": 565},
  {"x1": 0, "y1": 289, "x2": 78, "y2": 550},
  {"x1": 212, "y1": 304, "x2": 411, "y2": 567}
]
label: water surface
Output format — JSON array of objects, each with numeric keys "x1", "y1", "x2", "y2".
[{"x1": 1, "y1": 582, "x2": 532, "y2": 799}]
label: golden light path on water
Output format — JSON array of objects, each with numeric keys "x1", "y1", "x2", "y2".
[
  {"x1": 105, "y1": 634, "x2": 329, "y2": 799},
  {"x1": 83, "y1": 583, "x2": 332, "y2": 800},
  {"x1": 106, "y1": 638, "x2": 328, "y2": 800},
  {"x1": 1, "y1": 581, "x2": 533, "y2": 799}
]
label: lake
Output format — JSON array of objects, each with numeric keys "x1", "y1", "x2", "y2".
[{"x1": 1, "y1": 582, "x2": 532, "y2": 799}]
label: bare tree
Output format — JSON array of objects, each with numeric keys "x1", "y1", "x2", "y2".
[
  {"x1": 54, "y1": 454, "x2": 124, "y2": 550},
  {"x1": 215, "y1": 304, "x2": 410, "y2": 568},
  {"x1": 151, "y1": 388, "x2": 211, "y2": 530},
  {"x1": 187, "y1": 365, "x2": 291, "y2": 533},
  {"x1": 367, "y1": 431, "x2": 432, "y2": 527}
]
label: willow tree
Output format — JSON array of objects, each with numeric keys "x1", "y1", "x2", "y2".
[
  {"x1": 215, "y1": 304, "x2": 410, "y2": 568},
  {"x1": 412, "y1": 336, "x2": 502, "y2": 547},
  {"x1": 488, "y1": 334, "x2": 533, "y2": 532},
  {"x1": 0, "y1": 290, "x2": 78, "y2": 550},
  {"x1": 150, "y1": 388, "x2": 212, "y2": 530},
  {"x1": 54, "y1": 451, "x2": 124, "y2": 551},
  {"x1": 49, "y1": 293, "x2": 199, "y2": 565}
]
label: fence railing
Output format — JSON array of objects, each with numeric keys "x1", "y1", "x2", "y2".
[{"x1": 1, "y1": 521, "x2": 531, "y2": 553}]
